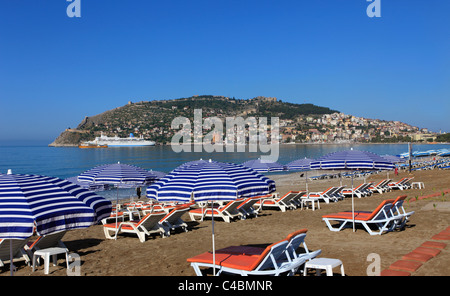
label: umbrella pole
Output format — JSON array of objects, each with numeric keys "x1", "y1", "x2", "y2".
[
  {"x1": 115, "y1": 180, "x2": 121, "y2": 240},
  {"x1": 352, "y1": 174, "x2": 355, "y2": 232},
  {"x1": 211, "y1": 202, "x2": 216, "y2": 276},
  {"x1": 10, "y1": 239, "x2": 14, "y2": 276},
  {"x1": 305, "y1": 171, "x2": 308, "y2": 193}
]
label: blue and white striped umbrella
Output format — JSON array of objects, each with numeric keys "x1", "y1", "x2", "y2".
[
  {"x1": 66, "y1": 177, "x2": 111, "y2": 191},
  {"x1": 147, "y1": 159, "x2": 276, "y2": 276},
  {"x1": 147, "y1": 159, "x2": 276, "y2": 202},
  {"x1": 78, "y1": 162, "x2": 164, "y2": 186},
  {"x1": 438, "y1": 149, "x2": 450, "y2": 157},
  {"x1": 310, "y1": 149, "x2": 394, "y2": 232},
  {"x1": 412, "y1": 151, "x2": 430, "y2": 157},
  {"x1": 381, "y1": 155, "x2": 404, "y2": 164},
  {"x1": 286, "y1": 158, "x2": 315, "y2": 171},
  {"x1": 0, "y1": 173, "x2": 112, "y2": 240},
  {"x1": 241, "y1": 158, "x2": 285, "y2": 173},
  {"x1": 310, "y1": 150, "x2": 395, "y2": 171}
]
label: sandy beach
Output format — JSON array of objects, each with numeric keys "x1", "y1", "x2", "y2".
[{"x1": 3, "y1": 167, "x2": 450, "y2": 277}]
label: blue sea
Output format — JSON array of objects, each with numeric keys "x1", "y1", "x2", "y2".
[{"x1": 1, "y1": 142, "x2": 448, "y2": 200}]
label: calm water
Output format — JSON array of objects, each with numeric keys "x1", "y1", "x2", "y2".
[
  {"x1": 1, "y1": 142, "x2": 448, "y2": 201},
  {"x1": 1, "y1": 143, "x2": 448, "y2": 179}
]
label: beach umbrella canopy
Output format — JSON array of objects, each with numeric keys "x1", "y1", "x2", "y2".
[
  {"x1": 438, "y1": 149, "x2": 450, "y2": 157},
  {"x1": 147, "y1": 159, "x2": 276, "y2": 202},
  {"x1": 310, "y1": 150, "x2": 395, "y2": 171},
  {"x1": 78, "y1": 162, "x2": 163, "y2": 186},
  {"x1": 78, "y1": 162, "x2": 166, "y2": 238},
  {"x1": 286, "y1": 158, "x2": 314, "y2": 171},
  {"x1": 398, "y1": 152, "x2": 410, "y2": 159},
  {"x1": 310, "y1": 149, "x2": 395, "y2": 232},
  {"x1": 66, "y1": 177, "x2": 111, "y2": 191},
  {"x1": 147, "y1": 159, "x2": 276, "y2": 275},
  {"x1": 241, "y1": 158, "x2": 285, "y2": 173},
  {"x1": 146, "y1": 169, "x2": 167, "y2": 179},
  {"x1": 0, "y1": 173, "x2": 112, "y2": 239},
  {"x1": 381, "y1": 155, "x2": 404, "y2": 164},
  {"x1": 412, "y1": 151, "x2": 430, "y2": 157}
]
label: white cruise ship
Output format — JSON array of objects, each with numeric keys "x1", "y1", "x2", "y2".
[{"x1": 85, "y1": 133, "x2": 156, "y2": 147}]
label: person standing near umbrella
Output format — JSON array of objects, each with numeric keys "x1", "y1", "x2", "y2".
[{"x1": 136, "y1": 187, "x2": 141, "y2": 199}]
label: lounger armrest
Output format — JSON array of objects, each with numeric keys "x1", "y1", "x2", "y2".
[{"x1": 117, "y1": 221, "x2": 139, "y2": 231}]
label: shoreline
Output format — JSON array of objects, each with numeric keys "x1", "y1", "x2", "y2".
[{"x1": 47, "y1": 141, "x2": 450, "y2": 148}]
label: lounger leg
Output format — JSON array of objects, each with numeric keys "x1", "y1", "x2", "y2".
[
  {"x1": 104, "y1": 227, "x2": 117, "y2": 240},
  {"x1": 190, "y1": 263, "x2": 204, "y2": 276},
  {"x1": 323, "y1": 219, "x2": 348, "y2": 232},
  {"x1": 362, "y1": 222, "x2": 384, "y2": 235},
  {"x1": 161, "y1": 224, "x2": 171, "y2": 237},
  {"x1": 136, "y1": 231, "x2": 146, "y2": 242}
]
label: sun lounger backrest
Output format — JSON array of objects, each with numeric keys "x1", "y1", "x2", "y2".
[
  {"x1": 391, "y1": 195, "x2": 408, "y2": 214},
  {"x1": 253, "y1": 240, "x2": 289, "y2": 271},
  {"x1": 366, "y1": 200, "x2": 394, "y2": 221},
  {"x1": 221, "y1": 199, "x2": 240, "y2": 209},
  {"x1": 285, "y1": 233, "x2": 307, "y2": 260},
  {"x1": 379, "y1": 179, "x2": 391, "y2": 188},
  {"x1": 399, "y1": 178, "x2": 408, "y2": 184},
  {"x1": 285, "y1": 229, "x2": 308, "y2": 241},
  {"x1": 279, "y1": 191, "x2": 298, "y2": 202},
  {"x1": 365, "y1": 200, "x2": 395, "y2": 220},
  {"x1": 29, "y1": 231, "x2": 67, "y2": 250},
  {"x1": 222, "y1": 199, "x2": 244, "y2": 213},
  {"x1": 325, "y1": 187, "x2": 336, "y2": 195},
  {"x1": 354, "y1": 183, "x2": 364, "y2": 190},
  {"x1": 161, "y1": 206, "x2": 190, "y2": 223},
  {"x1": 374, "y1": 179, "x2": 385, "y2": 187},
  {"x1": 395, "y1": 177, "x2": 407, "y2": 185},
  {"x1": 323, "y1": 187, "x2": 333, "y2": 194},
  {"x1": 237, "y1": 197, "x2": 259, "y2": 209},
  {"x1": 335, "y1": 186, "x2": 346, "y2": 195},
  {"x1": 392, "y1": 195, "x2": 407, "y2": 204},
  {"x1": 360, "y1": 183, "x2": 372, "y2": 192},
  {"x1": 140, "y1": 212, "x2": 166, "y2": 229},
  {"x1": 0, "y1": 239, "x2": 29, "y2": 261},
  {"x1": 404, "y1": 177, "x2": 414, "y2": 184}
]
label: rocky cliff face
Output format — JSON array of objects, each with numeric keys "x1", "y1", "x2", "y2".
[{"x1": 48, "y1": 129, "x2": 93, "y2": 147}]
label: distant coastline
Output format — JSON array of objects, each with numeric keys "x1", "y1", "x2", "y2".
[
  {"x1": 47, "y1": 96, "x2": 447, "y2": 148},
  {"x1": 48, "y1": 141, "x2": 450, "y2": 148}
]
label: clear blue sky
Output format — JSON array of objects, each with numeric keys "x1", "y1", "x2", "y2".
[{"x1": 1, "y1": 0, "x2": 449, "y2": 144}]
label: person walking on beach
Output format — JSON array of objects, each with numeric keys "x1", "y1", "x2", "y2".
[{"x1": 136, "y1": 187, "x2": 141, "y2": 199}]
